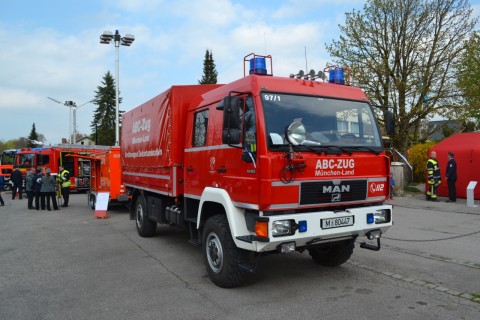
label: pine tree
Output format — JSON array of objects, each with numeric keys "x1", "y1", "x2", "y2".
[
  {"x1": 90, "y1": 71, "x2": 122, "y2": 146},
  {"x1": 27, "y1": 123, "x2": 39, "y2": 147},
  {"x1": 198, "y1": 49, "x2": 218, "y2": 84}
]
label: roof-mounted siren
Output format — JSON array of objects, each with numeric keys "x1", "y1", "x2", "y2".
[
  {"x1": 324, "y1": 66, "x2": 350, "y2": 85},
  {"x1": 244, "y1": 53, "x2": 273, "y2": 77}
]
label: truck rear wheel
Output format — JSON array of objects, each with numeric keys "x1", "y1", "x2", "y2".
[
  {"x1": 202, "y1": 215, "x2": 250, "y2": 288},
  {"x1": 88, "y1": 193, "x2": 96, "y2": 210},
  {"x1": 135, "y1": 195, "x2": 156, "y2": 237},
  {"x1": 308, "y1": 240, "x2": 354, "y2": 267}
]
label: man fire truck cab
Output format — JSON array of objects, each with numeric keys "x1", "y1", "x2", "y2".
[
  {"x1": 0, "y1": 149, "x2": 17, "y2": 191},
  {"x1": 14, "y1": 146, "x2": 95, "y2": 192},
  {"x1": 122, "y1": 54, "x2": 394, "y2": 288}
]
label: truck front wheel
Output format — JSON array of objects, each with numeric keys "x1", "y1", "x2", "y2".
[
  {"x1": 202, "y1": 215, "x2": 250, "y2": 288},
  {"x1": 308, "y1": 240, "x2": 354, "y2": 267},
  {"x1": 135, "y1": 196, "x2": 156, "y2": 237}
]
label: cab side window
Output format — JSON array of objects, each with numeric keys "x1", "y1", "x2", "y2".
[
  {"x1": 193, "y1": 109, "x2": 209, "y2": 147},
  {"x1": 242, "y1": 97, "x2": 256, "y2": 151}
]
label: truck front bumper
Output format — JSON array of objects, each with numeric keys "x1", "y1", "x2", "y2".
[{"x1": 235, "y1": 204, "x2": 392, "y2": 252}]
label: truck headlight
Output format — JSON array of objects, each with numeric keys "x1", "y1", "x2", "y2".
[
  {"x1": 272, "y1": 220, "x2": 293, "y2": 237},
  {"x1": 374, "y1": 209, "x2": 391, "y2": 224}
]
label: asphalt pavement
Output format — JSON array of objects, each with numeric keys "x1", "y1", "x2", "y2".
[{"x1": 1, "y1": 190, "x2": 479, "y2": 319}]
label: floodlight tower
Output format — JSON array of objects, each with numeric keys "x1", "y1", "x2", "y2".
[{"x1": 100, "y1": 29, "x2": 135, "y2": 146}]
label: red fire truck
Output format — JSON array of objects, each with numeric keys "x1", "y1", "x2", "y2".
[
  {"x1": 122, "y1": 54, "x2": 394, "y2": 287},
  {"x1": 0, "y1": 149, "x2": 16, "y2": 190},
  {"x1": 87, "y1": 146, "x2": 129, "y2": 209},
  {"x1": 14, "y1": 145, "x2": 106, "y2": 192}
]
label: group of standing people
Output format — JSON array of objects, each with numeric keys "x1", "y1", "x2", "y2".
[
  {"x1": 426, "y1": 151, "x2": 457, "y2": 202},
  {"x1": 0, "y1": 166, "x2": 71, "y2": 211}
]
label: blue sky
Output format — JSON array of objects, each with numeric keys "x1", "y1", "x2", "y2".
[{"x1": 1, "y1": 0, "x2": 479, "y2": 145}]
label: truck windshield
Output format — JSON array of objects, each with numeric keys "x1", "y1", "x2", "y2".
[
  {"x1": 261, "y1": 93, "x2": 382, "y2": 150},
  {"x1": 0, "y1": 151, "x2": 15, "y2": 165},
  {"x1": 15, "y1": 153, "x2": 35, "y2": 168}
]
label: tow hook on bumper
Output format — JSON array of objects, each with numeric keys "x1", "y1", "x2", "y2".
[{"x1": 360, "y1": 230, "x2": 381, "y2": 251}]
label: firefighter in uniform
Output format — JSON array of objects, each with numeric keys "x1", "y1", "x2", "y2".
[
  {"x1": 426, "y1": 151, "x2": 441, "y2": 201},
  {"x1": 58, "y1": 165, "x2": 71, "y2": 207}
]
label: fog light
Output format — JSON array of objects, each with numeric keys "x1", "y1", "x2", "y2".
[
  {"x1": 366, "y1": 213, "x2": 374, "y2": 224},
  {"x1": 367, "y1": 230, "x2": 381, "y2": 240},
  {"x1": 374, "y1": 209, "x2": 390, "y2": 223},
  {"x1": 272, "y1": 220, "x2": 292, "y2": 237},
  {"x1": 280, "y1": 242, "x2": 296, "y2": 253},
  {"x1": 298, "y1": 220, "x2": 307, "y2": 232}
]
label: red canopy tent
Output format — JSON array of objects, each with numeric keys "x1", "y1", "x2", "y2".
[{"x1": 428, "y1": 132, "x2": 480, "y2": 199}]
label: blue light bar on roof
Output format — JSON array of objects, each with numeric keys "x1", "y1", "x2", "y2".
[
  {"x1": 249, "y1": 57, "x2": 267, "y2": 75},
  {"x1": 328, "y1": 68, "x2": 345, "y2": 85}
]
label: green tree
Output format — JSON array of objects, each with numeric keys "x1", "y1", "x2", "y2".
[
  {"x1": 456, "y1": 31, "x2": 480, "y2": 128},
  {"x1": 90, "y1": 71, "x2": 122, "y2": 146},
  {"x1": 198, "y1": 49, "x2": 218, "y2": 84},
  {"x1": 27, "y1": 123, "x2": 40, "y2": 147},
  {"x1": 326, "y1": 0, "x2": 477, "y2": 155}
]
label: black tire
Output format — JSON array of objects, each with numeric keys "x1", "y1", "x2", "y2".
[
  {"x1": 202, "y1": 215, "x2": 250, "y2": 288},
  {"x1": 88, "y1": 193, "x2": 96, "y2": 210},
  {"x1": 308, "y1": 240, "x2": 354, "y2": 267},
  {"x1": 135, "y1": 195, "x2": 156, "y2": 237}
]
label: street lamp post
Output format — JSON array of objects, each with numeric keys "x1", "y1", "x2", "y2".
[
  {"x1": 100, "y1": 30, "x2": 135, "y2": 146},
  {"x1": 47, "y1": 97, "x2": 92, "y2": 144}
]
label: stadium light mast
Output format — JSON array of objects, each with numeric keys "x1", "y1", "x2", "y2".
[{"x1": 100, "y1": 29, "x2": 135, "y2": 146}]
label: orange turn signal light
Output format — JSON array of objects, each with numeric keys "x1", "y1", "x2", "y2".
[{"x1": 255, "y1": 221, "x2": 268, "y2": 238}]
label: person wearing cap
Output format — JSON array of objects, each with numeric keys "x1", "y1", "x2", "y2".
[
  {"x1": 40, "y1": 168, "x2": 59, "y2": 211},
  {"x1": 33, "y1": 167, "x2": 43, "y2": 210},
  {"x1": 426, "y1": 150, "x2": 441, "y2": 201},
  {"x1": 446, "y1": 151, "x2": 457, "y2": 202},
  {"x1": 25, "y1": 167, "x2": 36, "y2": 209}
]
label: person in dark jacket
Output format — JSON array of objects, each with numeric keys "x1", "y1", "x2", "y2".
[
  {"x1": 40, "y1": 168, "x2": 58, "y2": 211},
  {"x1": 25, "y1": 168, "x2": 36, "y2": 209},
  {"x1": 33, "y1": 167, "x2": 44, "y2": 211},
  {"x1": 445, "y1": 152, "x2": 457, "y2": 202},
  {"x1": 10, "y1": 168, "x2": 23, "y2": 200},
  {"x1": 0, "y1": 175, "x2": 5, "y2": 206}
]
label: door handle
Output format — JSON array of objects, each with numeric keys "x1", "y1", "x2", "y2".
[
  {"x1": 217, "y1": 166, "x2": 227, "y2": 173},
  {"x1": 186, "y1": 166, "x2": 193, "y2": 172}
]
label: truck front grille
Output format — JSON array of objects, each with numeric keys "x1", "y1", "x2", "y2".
[{"x1": 300, "y1": 180, "x2": 367, "y2": 205}]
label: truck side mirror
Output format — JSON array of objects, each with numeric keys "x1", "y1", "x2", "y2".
[
  {"x1": 385, "y1": 111, "x2": 395, "y2": 136},
  {"x1": 222, "y1": 96, "x2": 242, "y2": 144}
]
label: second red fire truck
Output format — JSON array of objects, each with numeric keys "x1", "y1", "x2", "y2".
[{"x1": 14, "y1": 145, "x2": 107, "y2": 192}]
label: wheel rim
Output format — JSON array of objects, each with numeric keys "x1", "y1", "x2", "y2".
[
  {"x1": 136, "y1": 203, "x2": 144, "y2": 228},
  {"x1": 206, "y1": 232, "x2": 223, "y2": 273}
]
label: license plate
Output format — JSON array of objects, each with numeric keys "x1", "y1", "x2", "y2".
[{"x1": 321, "y1": 216, "x2": 354, "y2": 229}]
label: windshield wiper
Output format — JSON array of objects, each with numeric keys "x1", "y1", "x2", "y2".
[
  {"x1": 291, "y1": 144, "x2": 323, "y2": 155},
  {"x1": 314, "y1": 145, "x2": 353, "y2": 155},
  {"x1": 343, "y1": 146, "x2": 382, "y2": 155}
]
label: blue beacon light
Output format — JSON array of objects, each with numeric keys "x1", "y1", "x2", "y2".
[
  {"x1": 328, "y1": 68, "x2": 345, "y2": 85},
  {"x1": 249, "y1": 57, "x2": 267, "y2": 75}
]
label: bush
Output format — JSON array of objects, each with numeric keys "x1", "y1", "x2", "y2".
[{"x1": 408, "y1": 141, "x2": 437, "y2": 183}]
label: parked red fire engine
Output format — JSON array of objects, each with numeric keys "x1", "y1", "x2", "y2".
[
  {"x1": 122, "y1": 54, "x2": 394, "y2": 287},
  {"x1": 0, "y1": 149, "x2": 16, "y2": 190},
  {"x1": 14, "y1": 145, "x2": 103, "y2": 192}
]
